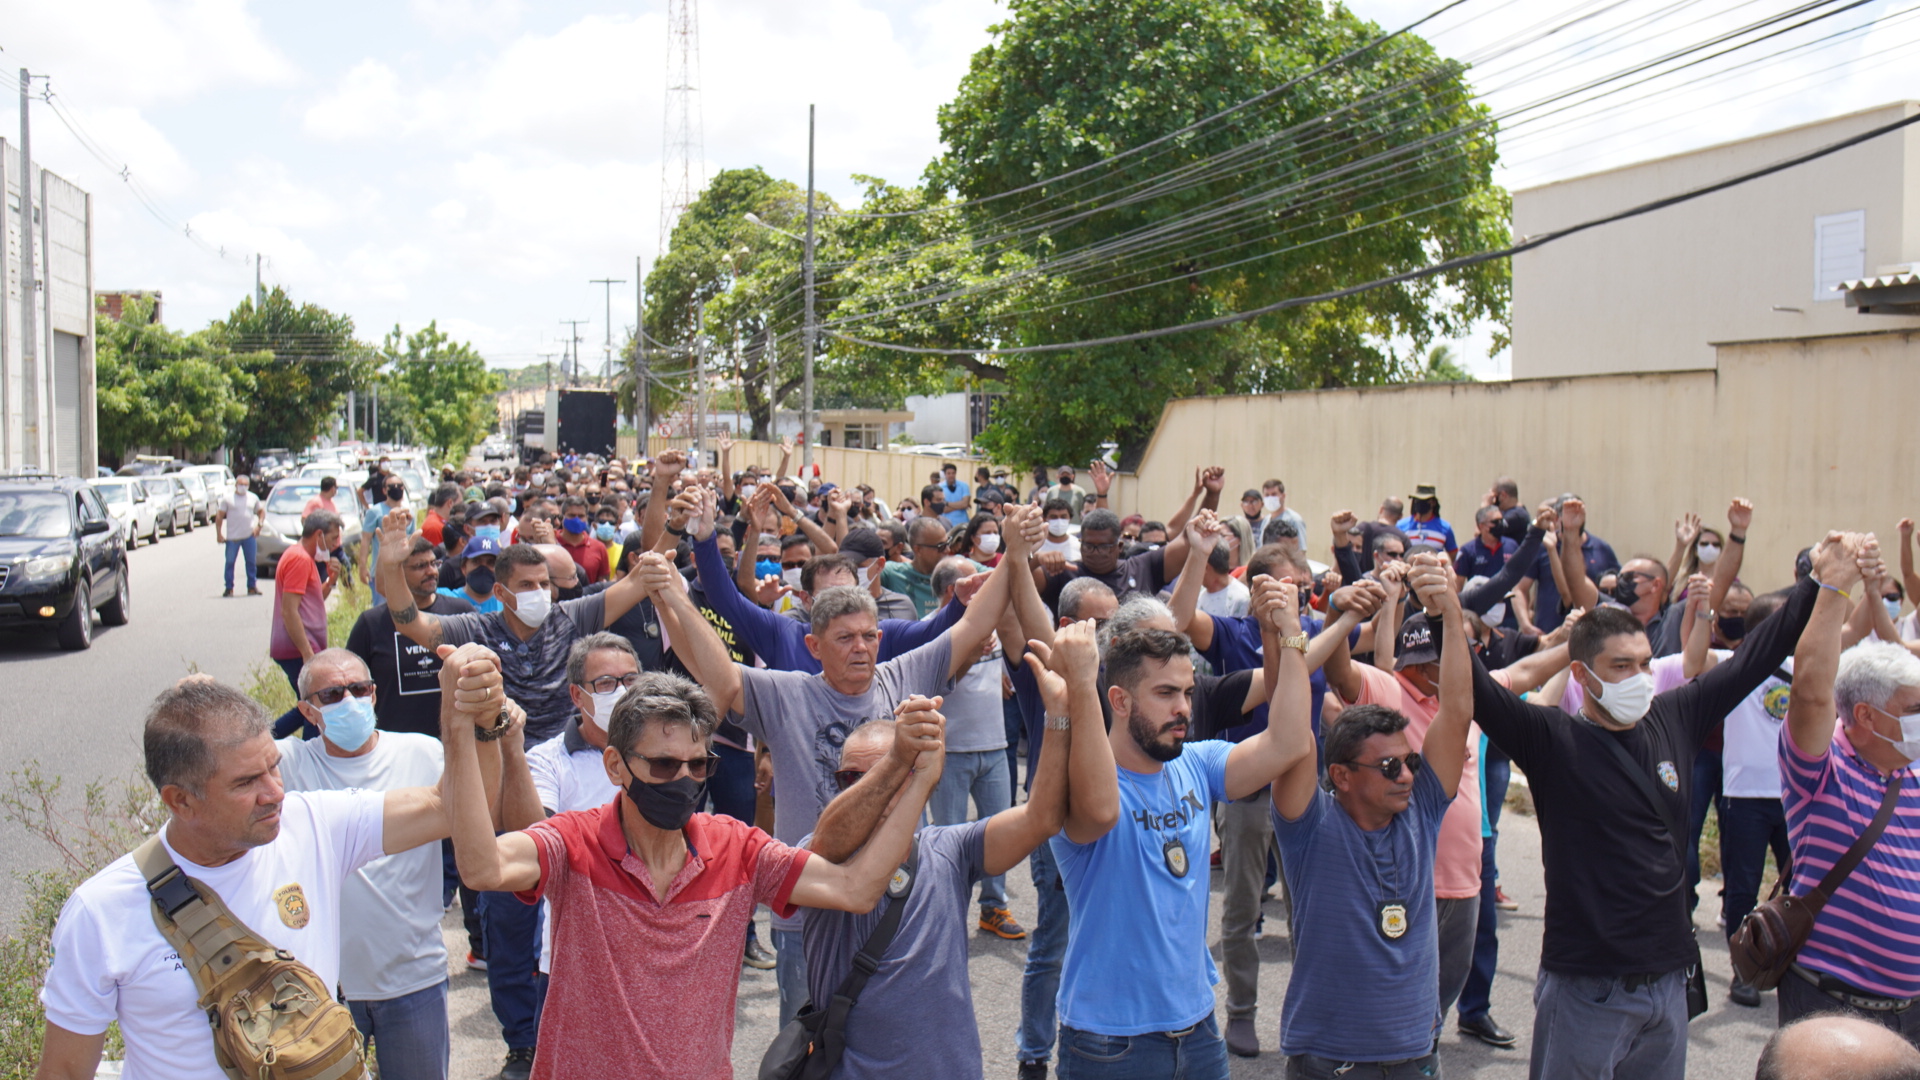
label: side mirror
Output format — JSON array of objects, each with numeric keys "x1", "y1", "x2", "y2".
[{"x1": 82, "y1": 519, "x2": 113, "y2": 536}]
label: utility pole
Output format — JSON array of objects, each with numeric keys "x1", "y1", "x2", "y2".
[
  {"x1": 19, "y1": 68, "x2": 38, "y2": 468},
  {"x1": 802, "y1": 103, "x2": 817, "y2": 470},
  {"x1": 693, "y1": 297, "x2": 706, "y2": 467},
  {"x1": 636, "y1": 257, "x2": 650, "y2": 457},
  {"x1": 539, "y1": 352, "x2": 558, "y2": 391},
  {"x1": 559, "y1": 319, "x2": 588, "y2": 386},
  {"x1": 764, "y1": 319, "x2": 776, "y2": 442},
  {"x1": 590, "y1": 277, "x2": 626, "y2": 383},
  {"x1": 255, "y1": 253, "x2": 265, "y2": 305}
]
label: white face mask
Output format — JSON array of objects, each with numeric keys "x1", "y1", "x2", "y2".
[
  {"x1": 783, "y1": 567, "x2": 803, "y2": 590},
  {"x1": 1869, "y1": 705, "x2": 1920, "y2": 761},
  {"x1": 856, "y1": 564, "x2": 871, "y2": 588},
  {"x1": 1696, "y1": 543, "x2": 1721, "y2": 566},
  {"x1": 587, "y1": 685, "x2": 626, "y2": 730},
  {"x1": 511, "y1": 587, "x2": 552, "y2": 628},
  {"x1": 978, "y1": 533, "x2": 1001, "y2": 555},
  {"x1": 1046, "y1": 519, "x2": 1071, "y2": 538},
  {"x1": 901, "y1": 508, "x2": 917, "y2": 523},
  {"x1": 1263, "y1": 494, "x2": 1281, "y2": 513},
  {"x1": 739, "y1": 483, "x2": 757, "y2": 499},
  {"x1": 1587, "y1": 668, "x2": 1654, "y2": 726}
]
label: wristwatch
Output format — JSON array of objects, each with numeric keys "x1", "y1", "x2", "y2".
[
  {"x1": 1277, "y1": 631, "x2": 1310, "y2": 653},
  {"x1": 474, "y1": 708, "x2": 514, "y2": 742},
  {"x1": 1047, "y1": 715, "x2": 1071, "y2": 731}
]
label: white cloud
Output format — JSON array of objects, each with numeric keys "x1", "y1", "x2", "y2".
[{"x1": 12, "y1": 0, "x2": 297, "y2": 106}]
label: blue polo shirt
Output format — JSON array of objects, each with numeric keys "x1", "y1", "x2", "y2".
[
  {"x1": 1454, "y1": 535, "x2": 1516, "y2": 582},
  {"x1": 1196, "y1": 613, "x2": 1328, "y2": 745},
  {"x1": 1526, "y1": 533, "x2": 1621, "y2": 633}
]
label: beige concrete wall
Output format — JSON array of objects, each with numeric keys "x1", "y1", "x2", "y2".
[
  {"x1": 1512, "y1": 102, "x2": 1920, "y2": 379},
  {"x1": 1111, "y1": 330, "x2": 1920, "y2": 594}
]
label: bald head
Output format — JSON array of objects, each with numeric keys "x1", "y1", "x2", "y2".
[
  {"x1": 534, "y1": 543, "x2": 580, "y2": 589},
  {"x1": 1757, "y1": 1015, "x2": 1920, "y2": 1080}
]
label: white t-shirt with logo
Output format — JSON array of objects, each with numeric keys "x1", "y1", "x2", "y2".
[
  {"x1": 527, "y1": 722, "x2": 620, "y2": 974},
  {"x1": 41, "y1": 790, "x2": 384, "y2": 1080},
  {"x1": 276, "y1": 733, "x2": 446, "y2": 1000},
  {"x1": 1723, "y1": 658, "x2": 1794, "y2": 799},
  {"x1": 1197, "y1": 577, "x2": 1251, "y2": 619}
]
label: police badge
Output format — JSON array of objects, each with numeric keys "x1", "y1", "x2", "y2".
[
  {"x1": 1163, "y1": 836, "x2": 1189, "y2": 878},
  {"x1": 1378, "y1": 900, "x2": 1409, "y2": 940},
  {"x1": 274, "y1": 883, "x2": 310, "y2": 929}
]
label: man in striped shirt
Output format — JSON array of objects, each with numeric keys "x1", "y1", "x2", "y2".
[{"x1": 1782, "y1": 535, "x2": 1920, "y2": 1040}]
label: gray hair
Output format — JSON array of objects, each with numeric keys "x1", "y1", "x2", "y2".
[
  {"x1": 809, "y1": 585, "x2": 879, "y2": 636},
  {"x1": 930, "y1": 556, "x2": 975, "y2": 602},
  {"x1": 1059, "y1": 577, "x2": 1117, "y2": 622},
  {"x1": 606, "y1": 671, "x2": 719, "y2": 753},
  {"x1": 1082, "y1": 508, "x2": 1121, "y2": 535},
  {"x1": 1099, "y1": 595, "x2": 1175, "y2": 656},
  {"x1": 301, "y1": 509, "x2": 343, "y2": 538},
  {"x1": 1836, "y1": 641, "x2": 1920, "y2": 722},
  {"x1": 296, "y1": 648, "x2": 370, "y2": 699},
  {"x1": 567, "y1": 632, "x2": 637, "y2": 685},
  {"x1": 144, "y1": 678, "x2": 269, "y2": 797},
  {"x1": 838, "y1": 718, "x2": 896, "y2": 766}
]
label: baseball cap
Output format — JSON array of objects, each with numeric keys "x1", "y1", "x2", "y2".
[
  {"x1": 463, "y1": 535, "x2": 502, "y2": 559},
  {"x1": 1395, "y1": 613, "x2": 1439, "y2": 670},
  {"x1": 464, "y1": 500, "x2": 502, "y2": 522},
  {"x1": 839, "y1": 528, "x2": 887, "y2": 562}
]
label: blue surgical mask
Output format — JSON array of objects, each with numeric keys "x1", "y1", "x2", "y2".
[
  {"x1": 1889, "y1": 597, "x2": 1905, "y2": 623},
  {"x1": 595, "y1": 523, "x2": 618, "y2": 542},
  {"x1": 319, "y1": 695, "x2": 377, "y2": 752},
  {"x1": 473, "y1": 525, "x2": 501, "y2": 542}
]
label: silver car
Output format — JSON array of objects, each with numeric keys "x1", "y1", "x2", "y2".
[
  {"x1": 257, "y1": 479, "x2": 362, "y2": 577},
  {"x1": 137, "y1": 476, "x2": 194, "y2": 538},
  {"x1": 171, "y1": 470, "x2": 213, "y2": 525},
  {"x1": 88, "y1": 478, "x2": 161, "y2": 547}
]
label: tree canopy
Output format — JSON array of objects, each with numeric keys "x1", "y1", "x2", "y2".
[
  {"x1": 209, "y1": 288, "x2": 370, "y2": 464},
  {"x1": 379, "y1": 323, "x2": 503, "y2": 467},
  {"x1": 94, "y1": 296, "x2": 255, "y2": 466}
]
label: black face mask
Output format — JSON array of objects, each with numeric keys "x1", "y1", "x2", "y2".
[
  {"x1": 1716, "y1": 614, "x2": 1746, "y2": 642},
  {"x1": 1611, "y1": 573, "x2": 1642, "y2": 608},
  {"x1": 624, "y1": 773, "x2": 705, "y2": 831},
  {"x1": 556, "y1": 582, "x2": 585, "y2": 602},
  {"x1": 464, "y1": 565, "x2": 496, "y2": 597},
  {"x1": 1411, "y1": 499, "x2": 1436, "y2": 516}
]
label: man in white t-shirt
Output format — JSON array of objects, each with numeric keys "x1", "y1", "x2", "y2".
[
  {"x1": 277, "y1": 648, "x2": 528, "y2": 1080},
  {"x1": 214, "y1": 475, "x2": 265, "y2": 597},
  {"x1": 36, "y1": 650, "x2": 511, "y2": 1080}
]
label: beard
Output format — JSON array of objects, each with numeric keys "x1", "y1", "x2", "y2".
[{"x1": 1127, "y1": 707, "x2": 1186, "y2": 762}]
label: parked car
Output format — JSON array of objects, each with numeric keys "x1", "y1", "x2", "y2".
[
  {"x1": 170, "y1": 470, "x2": 213, "y2": 526},
  {"x1": 180, "y1": 464, "x2": 237, "y2": 501},
  {"x1": 138, "y1": 476, "x2": 194, "y2": 538},
  {"x1": 87, "y1": 478, "x2": 161, "y2": 547},
  {"x1": 0, "y1": 474, "x2": 130, "y2": 649},
  {"x1": 257, "y1": 478, "x2": 363, "y2": 578}
]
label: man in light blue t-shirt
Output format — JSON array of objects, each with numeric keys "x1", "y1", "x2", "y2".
[
  {"x1": 1270, "y1": 553, "x2": 1472, "y2": 1077},
  {"x1": 1049, "y1": 576, "x2": 1317, "y2": 1080},
  {"x1": 939, "y1": 462, "x2": 971, "y2": 527}
]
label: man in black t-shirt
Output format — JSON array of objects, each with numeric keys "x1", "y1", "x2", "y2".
[
  {"x1": 345, "y1": 535, "x2": 475, "y2": 738},
  {"x1": 1039, "y1": 508, "x2": 1185, "y2": 613}
]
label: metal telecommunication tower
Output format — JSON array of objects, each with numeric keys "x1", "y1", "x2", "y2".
[{"x1": 657, "y1": 0, "x2": 705, "y2": 257}]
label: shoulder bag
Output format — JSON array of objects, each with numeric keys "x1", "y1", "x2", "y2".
[
  {"x1": 1729, "y1": 773, "x2": 1902, "y2": 990},
  {"x1": 760, "y1": 837, "x2": 921, "y2": 1080},
  {"x1": 133, "y1": 835, "x2": 367, "y2": 1080}
]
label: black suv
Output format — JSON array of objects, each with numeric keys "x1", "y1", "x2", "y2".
[{"x1": 0, "y1": 473, "x2": 130, "y2": 649}]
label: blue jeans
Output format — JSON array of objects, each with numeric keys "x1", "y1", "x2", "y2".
[
  {"x1": 1019, "y1": 838, "x2": 1070, "y2": 1065},
  {"x1": 1003, "y1": 696, "x2": 1025, "y2": 792},
  {"x1": 1720, "y1": 797, "x2": 1790, "y2": 941},
  {"x1": 224, "y1": 536, "x2": 257, "y2": 591},
  {"x1": 774, "y1": 927, "x2": 809, "y2": 1026},
  {"x1": 1458, "y1": 831, "x2": 1501, "y2": 1024},
  {"x1": 1686, "y1": 748, "x2": 1723, "y2": 914},
  {"x1": 270, "y1": 658, "x2": 316, "y2": 740},
  {"x1": 478, "y1": 891, "x2": 545, "y2": 1050},
  {"x1": 348, "y1": 979, "x2": 449, "y2": 1080},
  {"x1": 1056, "y1": 1016, "x2": 1229, "y2": 1080},
  {"x1": 929, "y1": 749, "x2": 1011, "y2": 909},
  {"x1": 707, "y1": 742, "x2": 756, "y2": 824},
  {"x1": 1287, "y1": 1051, "x2": 1440, "y2": 1078}
]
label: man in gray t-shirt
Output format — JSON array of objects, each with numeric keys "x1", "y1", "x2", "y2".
[{"x1": 647, "y1": 503, "x2": 1043, "y2": 1026}]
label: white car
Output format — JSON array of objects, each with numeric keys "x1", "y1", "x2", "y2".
[{"x1": 88, "y1": 478, "x2": 160, "y2": 547}]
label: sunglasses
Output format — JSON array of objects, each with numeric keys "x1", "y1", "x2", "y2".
[
  {"x1": 625, "y1": 752, "x2": 722, "y2": 782},
  {"x1": 580, "y1": 673, "x2": 641, "y2": 694},
  {"x1": 305, "y1": 680, "x2": 376, "y2": 707},
  {"x1": 835, "y1": 768, "x2": 867, "y2": 793},
  {"x1": 1341, "y1": 753, "x2": 1424, "y2": 782}
]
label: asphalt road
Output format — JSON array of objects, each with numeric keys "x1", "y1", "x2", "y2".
[{"x1": 0, "y1": 528, "x2": 1780, "y2": 1079}]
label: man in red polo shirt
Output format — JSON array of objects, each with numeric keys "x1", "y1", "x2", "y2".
[{"x1": 441, "y1": 655, "x2": 943, "y2": 1080}]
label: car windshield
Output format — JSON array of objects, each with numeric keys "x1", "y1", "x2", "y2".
[
  {"x1": 93, "y1": 483, "x2": 132, "y2": 508},
  {"x1": 141, "y1": 480, "x2": 171, "y2": 498},
  {"x1": 267, "y1": 486, "x2": 321, "y2": 513},
  {"x1": 0, "y1": 492, "x2": 71, "y2": 539},
  {"x1": 177, "y1": 474, "x2": 205, "y2": 496}
]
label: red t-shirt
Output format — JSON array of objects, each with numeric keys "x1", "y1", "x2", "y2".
[
  {"x1": 563, "y1": 536, "x2": 610, "y2": 584},
  {"x1": 269, "y1": 543, "x2": 328, "y2": 661},
  {"x1": 422, "y1": 510, "x2": 445, "y2": 546},
  {"x1": 518, "y1": 803, "x2": 808, "y2": 1080}
]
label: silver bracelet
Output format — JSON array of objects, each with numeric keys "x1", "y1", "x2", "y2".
[{"x1": 1047, "y1": 715, "x2": 1071, "y2": 731}]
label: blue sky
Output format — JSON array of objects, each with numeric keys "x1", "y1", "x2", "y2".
[{"x1": 9, "y1": 0, "x2": 1917, "y2": 380}]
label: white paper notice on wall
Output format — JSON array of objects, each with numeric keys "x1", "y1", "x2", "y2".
[{"x1": 1814, "y1": 210, "x2": 1865, "y2": 302}]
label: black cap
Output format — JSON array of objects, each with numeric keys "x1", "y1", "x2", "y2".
[
  {"x1": 1395, "y1": 613, "x2": 1439, "y2": 670},
  {"x1": 464, "y1": 500, "x2": 501, "y2": 522},
  {"x1": 839, "y1": 528, "x2": 887, "y2": 561}
]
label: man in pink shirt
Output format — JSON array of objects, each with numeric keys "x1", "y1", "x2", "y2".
[{"x1": 442, "y1": 655, "x2": 944, "y2": 1080}]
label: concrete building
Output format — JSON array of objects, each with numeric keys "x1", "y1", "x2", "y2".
[
  {"x1": 1511, "y1": 101, "x2": 1920, "y2": 378},
  {"x1": 2, "y1": 144, "x2": 96, "y2": 476},
  {"x1": 95, "y1": 290, "x2": 161, "y2": 324},
  {"x1": 903, "y1": 390, "x2": 1003, "y2": 446}
]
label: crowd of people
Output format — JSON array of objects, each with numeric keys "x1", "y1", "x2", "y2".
[{"x1": 30, "y1": 440, "x2": 1920, "y2": 1080}]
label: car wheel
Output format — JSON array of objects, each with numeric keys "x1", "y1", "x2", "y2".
[
  {"x1": 57, "y1": 581, "x2": 93, "y2": 650},
  {"x1": 165, "y1": 512, "x2": 177, "y2": 538},
  {"x1": 99, "y1": 564, "x2": 130, "y2": 626},
  {"x1": 183, "y1": 513, "x2": 194, "y2": 533}
]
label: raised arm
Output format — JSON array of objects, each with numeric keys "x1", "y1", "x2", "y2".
[
  {"x1": 1224, "y1": 575, "x2": 1315, "y2": 800},
  {"x1": 1787, "y1": 532, "x2": 1868, "y2": 759},
  {"x1": 1165, "y1": 466, "x2": 1212, "y2": 536},
  {"x1": 1680, "y1": 572, "x2": 1715, "y2": 680},
  {"x1": 984, "y1": 623, "x2": 1100, "y2": 874},
  {"x1": 1555, "y1": 498, "x2": 1600, "y2": 612},
  {"x1": 1411, "y1": 555, "x2": 1471, "y2": 798},
  {"x1": 638, "y1": 449, "x2": 686, "y2": 552},
  {"x1": 717, "y1": 433, "x2": 734, "y2": 500},
  {"x1": 638, "y1": 551, "x2": 744, "y2": 716},
  {"x1": 1666, "y1": 511, "x2": 1702, "y2": 597},
  {"x1": 944, "y1": 503, "x2": 1036, "y2": 681},
  {"x1": 789, "y1": 728, "x2": 943, "y2": 914},
  {"x1": 808, "y1": 696, "x2": 944, "y2": 862},
  {"x1": 770, "y1": 483, "x2": 837, "y2": 554},
  {"x1": 1710, "y1": 499, "x2": 1753, "y2": 612},
  {"x1": 439, "y1": 646, "x2": 542, "y2": 892},
  {"x1": 1459, "y1": 511, "x2": 1549, "y2": 615},
  {"x1": 1321, "y1": 582, "x2": 1386, "y2": 703},
  {"x1": 1168, "y1": 510, "x2": 1223, "y2": 651},
  {"x1": 1007, "y1": 508, "x2": 1055, "y2": 653},
  {"x1": 377, "y1": 508, "x2": 446, "y2": 649},
  {"x1": 687, "y1": 491, "x2": 805, "y2": 660},
  {"x1": 1370, "y1": 562, "x2": 1408, "y2": 674},
  {"x1": 1901, "y1": 518, "x2": 1920, "y2": 609}
]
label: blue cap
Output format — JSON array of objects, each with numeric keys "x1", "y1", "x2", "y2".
[{"x1": 463, "y1": 535, "x2": 502, "y2": 558}]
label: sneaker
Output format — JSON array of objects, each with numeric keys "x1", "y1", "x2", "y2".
[
  {"x1": 1017, "y1": 1061, "x2": 1048, "y2": 1080},
  {"x1": 979, "y1": 907, "x2": 1027, "y2": 940},
  {"x1": 1494, "y1": 887, "x2": 1518, "y2": 912},
  {"x1": 497, "y1": 1047, "x2": 535, "y2": 1080},
  {"x1": 1253, "y1": 915, "x2": 1265, "y2": 940},
  {"x1": 222, "y1": 588, "x2": 233, "y2": 597},
  {"x1": 743, "y1": 934, "x2": 777, "y2": 970},
  {"x1": 247, "y1": 587, "x2": 263, "y2": 596},
  {"x1": 466, "y1": 951, "x2": 488, "y2": 972}
]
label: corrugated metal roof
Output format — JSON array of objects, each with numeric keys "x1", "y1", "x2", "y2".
[{"x1": 1836, "y1": 272, "x2": 1920, "y2": 291}]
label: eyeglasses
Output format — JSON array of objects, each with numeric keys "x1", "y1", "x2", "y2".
[
  {"x1": 405, "y1": 559, "x2": 443, "y2": 573},
  {"x1": 1340, "y1": 753, "x2": 1424, "y2": 782},
  {"x1": 580, "y1": 673, "x2": 641, "y2": 694},
  {"x1": 1082, "y1": 541, "x2": 1120, "y2": 554},
  {"x1": 305, "y1": 680, "x2": 376, "y2": 707},
  {"x1": 624, "y1": 752, "x2": 722, "y2": 781},
  {"x1": 835, "y1": 768, "x2": 867, "y2": 792}
]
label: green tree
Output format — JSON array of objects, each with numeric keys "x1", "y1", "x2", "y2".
[
  {"x1": 379, "y1": 323, "x2": 503, "y2": 467},
  {"x1": 209, "y1": 288, "x2": 370, "y2": 466},
  {"x1": 94, "y1": 297, "x2": 255, "y2": 465},
  {"x1": 1419, "y1": 343, "x2": 1473, "y2": 382},
  {"x1": 921, "y1": 0, "x2": 1510, "y2": 465}
]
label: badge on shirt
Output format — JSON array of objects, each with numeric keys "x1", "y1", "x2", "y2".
[
  {"x1": 274, "y1": 883, "x2": 310, "y2": 929},
  {"x1": 1163, "y1": 836, "x2": 1189, "y2": 878},
  {"x1": 1378, "y1": 900, "x2": 1409, "y2": 940},
  {"x1": 887, "y1": 863, "x2": 914, "y2": 899},
  {"x1": 1764, "y1": 685, "x2": 1792, "y2": 720},
  {"x1": 1658, "y1": 761, "x2": 1680, "y2": 791}
]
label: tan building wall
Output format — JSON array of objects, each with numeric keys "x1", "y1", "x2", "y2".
[
  {"x1": 1512, "y1": 102, "x2": 1920, "y2": 379},
  {"x1": 632, "y1": 436, "x2": 994, "y2": 508},
  {"x1": 1111, "y1": 329, "x2": 1920, "y2": 595}
]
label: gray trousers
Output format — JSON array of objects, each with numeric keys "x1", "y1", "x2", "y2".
[
  {"x1": 1435, "y1": 895, "x2": 1479, "y2": 1018},
  {"x1": 1220, "y1": 793, "x2": 1277, "y2": 1020},
  {"x1": 1529, "y1": 967, "x2": 1688, "y2": 1080}
]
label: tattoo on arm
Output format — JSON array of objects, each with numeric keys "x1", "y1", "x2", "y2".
[{"x1": 393, "y1": 602, "x2": 420, "y2": 624}]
